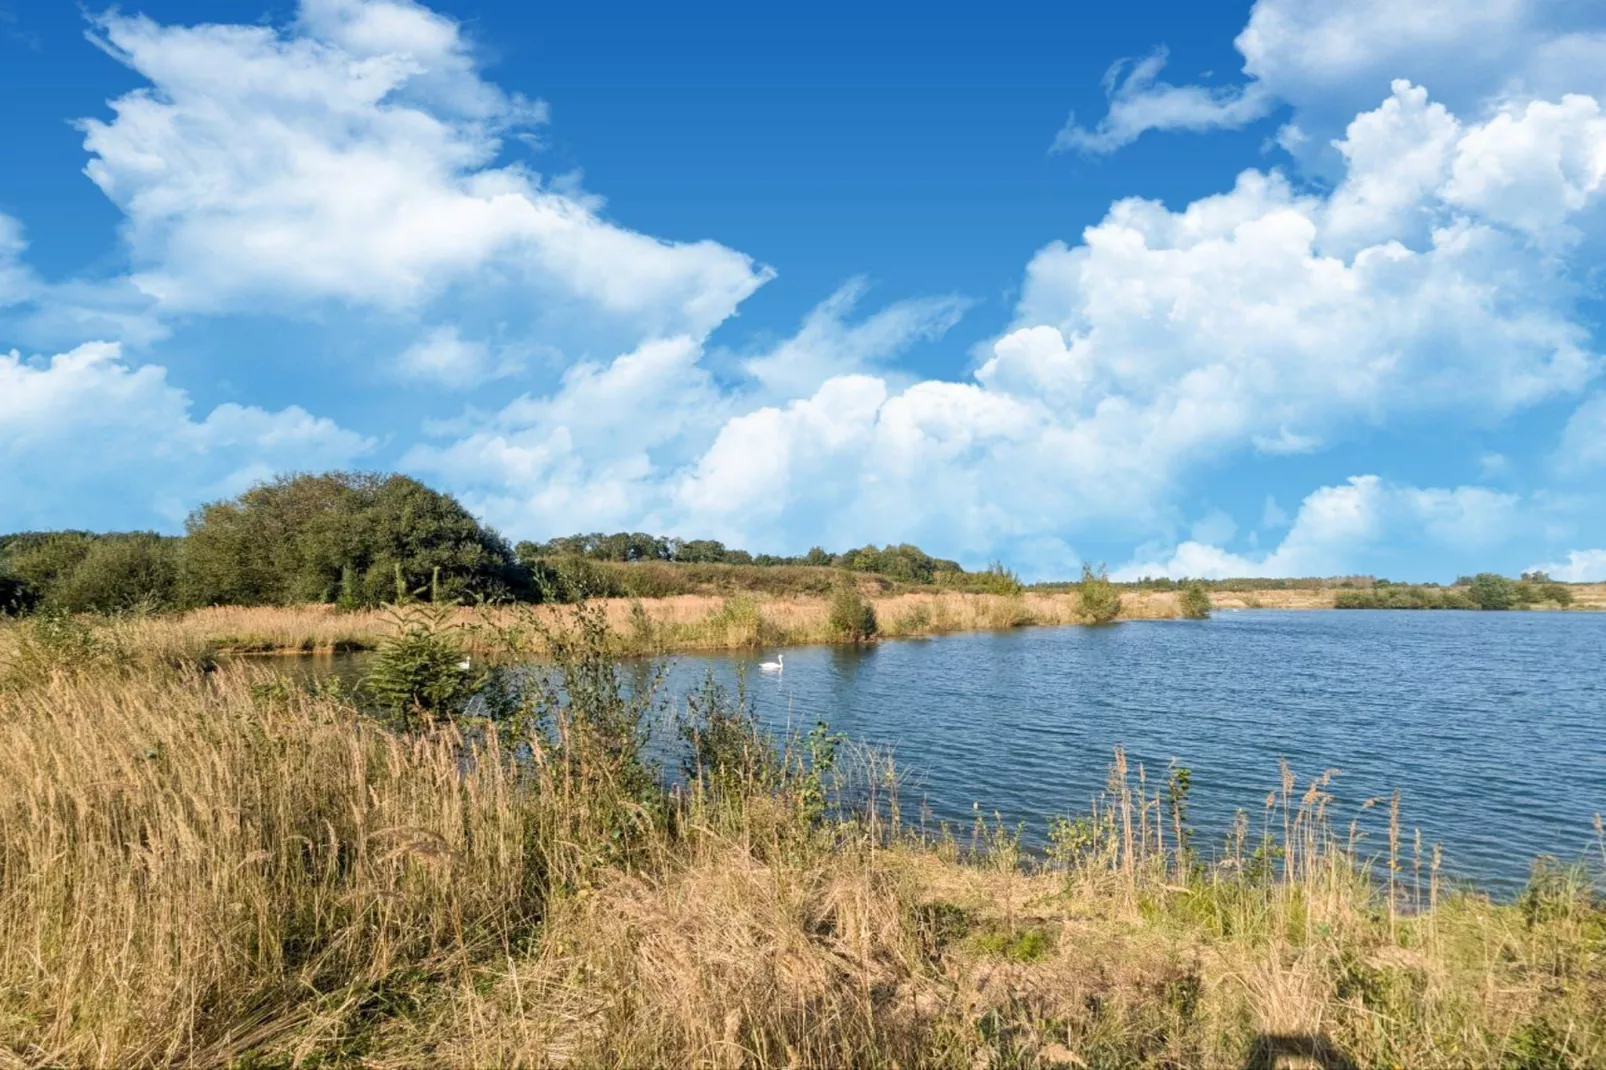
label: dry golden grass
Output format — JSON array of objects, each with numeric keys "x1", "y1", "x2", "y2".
[
  {"x1": 0, "y1": 620, "x2": 1602, "y2": 1067},
  {"x1": 0, "y1": 588, "x2": 1259, "y2": 663},
  {"x1": 1568, "y1": 582, "x2": 1606, "y2": 609},
  {"x1": 10, "y1": 582, "x2": 1596, "y2": 666},
  {"x1": 0, "y1": 666, "x2": 539, "y2": 1065}
]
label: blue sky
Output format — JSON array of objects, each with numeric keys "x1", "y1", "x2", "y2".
[{"x1": 2, "y1": 0, "x2": 1605, "y2": 583}]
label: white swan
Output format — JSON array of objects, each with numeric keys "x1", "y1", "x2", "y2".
[
  {"x1": 458, "y1": 657, "x2": 471, "y2": 670},
  {"x1": 759, "y1": 653, "x2": 784, "y2": 673}
]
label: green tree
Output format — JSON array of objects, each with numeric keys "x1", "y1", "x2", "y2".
[
  {"x1": 1178, "y1": 582, "x2": 1212, "y2": 620},
  {"x1": 1468, "y1": 572, "x2": 1517, "y2": 611},
  {"x1": 0, "y1": 531, "x2": 179, "y2": 613},
  {"x1": 1, "y1": 532, "x2": 98, "y2": 607},
  {"x1": 180, "y1": 472, "x2": 519, "y2": 607},
  {"x1": 1077, "y1": 563, "x2": 1122, "y2": 624},
  {"x1": 827, "y1": 582, "x2": 878, "y2": 642},
  {"x1": 673, "y1": 538, "x2": 731, "y2": 564},
  {"x1": 360, "y1": 607, "x2": 480, "y2": 729},
  {"x1": 1540, "y1": 583, "x2": 1574, "y2": 606},
  {"x1": 50, "y1": 534, "x2": 180, "y2": 613}
]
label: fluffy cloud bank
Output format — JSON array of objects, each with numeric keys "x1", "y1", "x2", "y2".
[
  {"x1": 5, "y1": 0, "x2": 1606, "y2": 578},
  {"x1": 1114, "y1": 476, "x2": 1523, "y2": 580},
  {"x1": 618, "y1": 82, "x2": 1597, "y2": 559},
  {"x1": 79, "y1": 0, "x2": 770, "y2": 353},
  {"x1": 1527, "y1": 549, "x2": 1606, "y2": 583},
  {"x1": 1057, "y1": 0, "x2": 1606, "y2": 155},
  {"x1": 0, "y1": 344, "x2": 373, "y2": 530}
]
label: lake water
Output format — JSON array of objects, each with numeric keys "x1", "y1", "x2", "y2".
[{"x1": 301, "y1": 610, "x2": 1606, "y2": 893}]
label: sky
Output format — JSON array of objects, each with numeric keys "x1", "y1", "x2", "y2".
[{"x1": 2, "y1": 0, "x2": 1605, "y2": 583}]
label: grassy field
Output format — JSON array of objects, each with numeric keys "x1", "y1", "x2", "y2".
[{"x1": 0, "y1": 610, "x2": 1602, "y2": 1066}]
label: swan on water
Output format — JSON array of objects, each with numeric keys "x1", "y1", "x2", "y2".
[
  {"x1": 759, "y1": 653, "x2": 784, "y2": 673},
  {"x1": 458, "y1": 657, "x2": 471, "y2": 670}
]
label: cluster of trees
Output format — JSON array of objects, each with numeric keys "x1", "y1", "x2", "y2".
[
  {"x1": 1123, "y1": 575, "x2": 1393, "y2": 592},
  {"x1": 0, "y1": 531, "x2": 182, "y2": 615},
  {"x1": 1, "y1": 473, "x2": 523, "y2": 614},
  {"x1": 1336, "y1": 573, "x2": 1574, "y2": 611},
  {"x1": 9, "y1": 469, "x2": 1579, "y2": 619},
  {"x1": 515, "y1": 532, "x2": 972, "y2": 585},
  {"x1": 1, "y1": 472, "x2": 1010, "y2": 616}
]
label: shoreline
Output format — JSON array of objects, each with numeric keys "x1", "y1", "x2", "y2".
[{"x1": 9, "y1": 584, "x2": 1601, "y2": 660}]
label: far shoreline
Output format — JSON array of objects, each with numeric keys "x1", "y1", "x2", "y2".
[{"x1": 43, "y1": 583, "x2": 1603, "y2": 661}]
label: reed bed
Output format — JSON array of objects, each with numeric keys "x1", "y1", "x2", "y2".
[
  {"x1": 0, "y1": 588, "x2": 1210, "y2": 664},
  {"x1": 0, "y1": 615, "x2": 1601, "y2": 1067}
]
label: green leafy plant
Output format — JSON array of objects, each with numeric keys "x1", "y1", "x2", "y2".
[
  {"x1": 1077, "y1": 562, "x2": 1122, "y2": 623},
  {"x1": 1178, "y1": 582, "x2": 1211, "y2": 619},
  {"x1": 827, "y1": 582, "x2": 878, "y2": 642},
  {"x1": 1540, "y1": 583, "x2": 1574, "y2": 607},
  {"x1": 1469, "y1": 572, "x2": 1517, "y2": 611},
  {"x1": 798, "y1": 720, "x2": 845, "y2": 823},
  {"x1": 678, "y1": 671, "x2": 779, "y2": 793},
  {"x1": 360, "y1": 605, "x2": 480, "y2": 729}
]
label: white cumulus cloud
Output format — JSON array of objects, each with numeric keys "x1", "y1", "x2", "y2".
[
  {"x1": 1057, "y1": 0, "x2": 1606, "y2": 155},
  {"x1": 1114, "y1": 476, "x2": 1523, "y2": 579},
  {"x1": 1527, "y1": 548, "x2": 1606, "y2": 583},
  {"x1": 408, "y1": 82, "x2": 1604, "y2": 569},
  {"x1": 0, "y1": 343, "x2": 373, "y2": 530},
  {"x1": 1556, "y1": 393, "x2": 1606, "y2": 474},
  {"x1": 77, "y1": 2, "x2": 770, "y2": 350}
]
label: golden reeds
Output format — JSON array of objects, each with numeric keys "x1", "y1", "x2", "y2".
[
  {"x1": 0, "y1": 634, "x2": 1601, "y2": 1066},
  {"x1": 0, "y1": 588, "x2": 1236, "y2": 666}
]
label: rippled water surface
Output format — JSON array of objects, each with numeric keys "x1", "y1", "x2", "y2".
[{"x1": 312, "y1": 610, "x2": 1606, "y2": 892}]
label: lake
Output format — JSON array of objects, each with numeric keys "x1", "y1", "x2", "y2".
[{"x1": 300, "y1": 609, "x2": 1606, "y2": 894}]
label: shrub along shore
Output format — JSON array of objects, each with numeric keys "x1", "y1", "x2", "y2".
[
  {"x1": 0, "y1": 589, "x2": 1303, "y2": 665},
  {"x1": 0, "y1": 605, "x2": 1601, "y2": 1066},
  {"x1": 8, "y1": 579, "x2": 1597, "y2": 665},
  {"x1": 35, "y1": 586, "x2": 1170, "y2": 660}
]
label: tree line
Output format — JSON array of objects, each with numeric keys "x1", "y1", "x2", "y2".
[
  {"x1": 516, "y1": 532, "x2": 972, "y2": 585},
  {"x1": 0, "y1": 471, "x2": 996, "y2": 615}
]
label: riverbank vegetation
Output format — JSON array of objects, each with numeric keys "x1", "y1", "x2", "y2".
[
  {"x1": 0, "y1": 472, "x2": 1024, "y2": 617},
  {"x1": 1333, "y1": 574, "x2": 1576, "y2": 611},
  {"x1": 1, "y1": 608, "x2": 1601, "y2": 1066},
  {"x1": 7, "y1": 471, "x2": 1596, "y2": 630},
  {"x1": 0, "y1": 588, "x2": 1184, "y2": 662}
]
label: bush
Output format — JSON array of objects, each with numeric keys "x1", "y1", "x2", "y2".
[
  {"x1": 828, "y1": 582, "x2": 878, "y2": 642},
  {"x1": 941, "y1": 561, "x2": 1024, "y2": 596},
  {"x1": 50, "y1": 534, "x2": 180, "y2": 613},
  {"x1": 0, "y1": 568, "x2": 30, "y2": 615},
  {"x1": 1077, "y1": 563, "x2": 1122, "y2": 624},
  {"x1": 0, "y1": 532, "x2": 97, "y2": 610},
  {"x1": 1178, "y1": 582, "x2": 1211, "y2": 620},
  {"x1": 0, "y1": 611, "x2": 132, "y2": 692},
  {"x1": 182, "y1": 472, "x2": 520, "y2": 608},
  {"x1": 1333, "y1": 585, "x2": 1478, "y2": 610},
  {"x1": 1540, "y1": 583, "x2": 1574, "y2": 607},
  {"x1": 678, "y1": 672, "x2": 779, "y2": 792},
  {"x1": 360, "y1": 607, "x2": 480, "y2": 729},
  {"x1": 525, "y1": 554, "x2": 626, "y2": 602},
  {"x1": 0, "y1": 532, "x2": 181, "y2": 614},
  {"x1": 1468, "y1": 572, "x2": 1517, "y2": 611}
]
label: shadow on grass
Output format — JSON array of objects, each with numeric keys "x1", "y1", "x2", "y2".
[{"x1": 1243, "y1": 1033, "x2": 1358, "y2": 1070}]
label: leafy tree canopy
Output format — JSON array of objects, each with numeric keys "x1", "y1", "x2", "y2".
[{"x1": 181, "y1": 472, "x2": 519, "y2": 608}]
